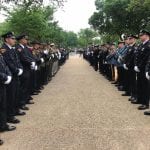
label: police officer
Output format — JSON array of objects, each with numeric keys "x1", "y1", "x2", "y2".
[
  {"x1": 117, "y1": 37, "x2": 130, "y2": 94},
  {"x1": 93, "y1": 45, "x2": 100, "y2": 71},
  {"x1": 123, "y1": 35, "x2": 138, "y2": 102},
  {"x1": 16, "y1": 34, "x2": 36, "y2": 110},
  {"x1": 144, "y1": 31, "x2": 150, "y2": 115},
  {"x1": 113, "y1": 41, "x2": 125, "y2": 87},
  {"x1": 31, "y1": 40, "x2": 44, "y2": 93},
  {"x1": 1, "y1": 32, "x2": 22, "y2": 124},
  {"x1": 0, "y1": 47, "x2": 16, "y2": 132},
  {"x1": 134, "y1": 30, "x2": 150, "y2": 110}
]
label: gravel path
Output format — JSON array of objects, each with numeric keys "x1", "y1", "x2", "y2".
[{"x1": 1, "y1": 54, "x2": 150, "y2": 150}]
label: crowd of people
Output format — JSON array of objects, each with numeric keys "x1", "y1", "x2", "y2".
[
  {"x1": 83, "y1": 29, "x2": 150, "y2": 116},
  {"x1": 0, "y1": 31, "x2": 69, "y2": 145}
]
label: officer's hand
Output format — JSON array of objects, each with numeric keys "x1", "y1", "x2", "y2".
[
  {"x1": 44, "y1": 50, "x2": 48, "y2": 55},
  {"x1": 134, "y1": 66, "x2": 140, "y2": 72},
  {"x1": 18, "y1": 68, "x2": 23, "y2": 76},
  {"x1": 31, "y1": 62, "x2": 36, "y2": 69},
  {"x1": 4, "y1": 76, "x2": 12, "y2": 84},
  {"x1": 118, "y1": 58, "x2": 121, "y2": 63},
  {"x1": 34, "y1": 65, "x2": 38, "y2": 71},
  {"x1": 51, "y1": 54, "x2": 54, "y2": 58},
  {"x1": 146, "y1": 72, "x2": 150, "y2": 80},
  {"x1": 123, "y1": 64, "x2": 128, "y2": 70},
  {"x1": 40, "y1": 58, "x2": 44, "y2": 63}
]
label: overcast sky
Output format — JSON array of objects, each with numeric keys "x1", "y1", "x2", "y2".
[
  {"x1": 0, "y1": 0, "x2": 96, "y2": 33},
  {"x1": 54, "y1": 0, "x2": 96, "y2": 33}
]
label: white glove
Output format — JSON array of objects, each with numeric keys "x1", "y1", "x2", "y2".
[
  {"x1": 4, "y1": 76, "x2": 12, "y2": 84},
  {"x1": 40, "y1": 58, "x2": 44, "y2": 63},
  {"x1": 44, "y1": 50, "x2": 48, "y2": 55},
  {"x1": 31, "y1": 62, "x2": 36, "y2": 69},
  {"x1": 34, "y1": 65, "x2": 38, "y2": 71},
  {"x1": 51, "y1": 54, "x2": 54, "y2": 58},
  {"x1": 123, "y1": 64, "x2": 128, "y2": 70},
  {"x1": 134, "y1": 66, "x2": 140, "y2": 72},
  {"x1": 146, "y1": 72, "x2": 150, "y2": 80},
  {"x1": 58, "y1": 52, "x2": 61, "y2": 60},
  {"x1": 18, "y1": 68, "x2": 23, "y2": 76}
]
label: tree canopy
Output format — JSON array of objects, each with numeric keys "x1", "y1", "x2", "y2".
[
  {"x1": 89, "y1": 0, "x2": 150, "y2": 42},
  {"x1": 0, "y1": 0, "x2": 81, "y2": 48}
]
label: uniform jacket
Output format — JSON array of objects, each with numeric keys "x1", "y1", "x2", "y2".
[
  {"x1": 124, "y1": 44, "x2": 137, "y2": 69},
  {"x1": 135, "y1": 40, "x2": 150, "y2": 72},
  {"x1": 16, "y1": 44, "x2": 35, "y2": 70},
  {"x1": 0, "y1": 54, "x2": 11, "y2": 84},
  {"x1": 2, "y1": 43, "x2": 23, "y2": 76}
]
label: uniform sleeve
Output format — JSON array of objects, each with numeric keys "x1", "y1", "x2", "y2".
[
  {"x1": 3, "y1": 50, "x2": 19, "y2": 75},
  {"x1": 137, "y1": 43, "x2": 150, "y2": 69},
  {"x1": 145, "y1": 55, "x2": 150, "y2": 74},
  {"x1": 124, "y1": 47, "x2": 135, "y2": 67},
  {"x1": 0, "y1": 72, "x2": 8, "y2": 83},
  {"x1": 19, "y1": 50, "x2": 33, "y2": 66}
]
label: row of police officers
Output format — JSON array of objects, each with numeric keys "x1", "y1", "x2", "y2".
[
  {"x1": 0, "y1": 31, "x2": 69, "y2": 145},
  {"x1": 83, "y1": 29, "x2": 150, "y2": 116}
]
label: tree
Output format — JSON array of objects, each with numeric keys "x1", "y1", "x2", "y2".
[
  {"x1": 0, "y1": 4, "x2": 78, "y2": 48},
  {"x1": 78, "y1": 28, "x2": 98, "y2": 47},
  {"x1": 0, "y1": 0, "x2": 66, "y2": 10},
  {"x1": 65, "y1": 32, "x2": 78, "y2": 48},
  {"x1": 127, "y1": 0, "x2": 150, "y2": 31},
  {"x1": 89, "y1": 0, "x2": 150, "y2": 39},
  {"x1": 5, "y1": 6, "x2": 55, "y2": 41}
]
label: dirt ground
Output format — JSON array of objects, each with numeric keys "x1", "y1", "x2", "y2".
[{"x1": 1, "y1": 54, "x2": 150, "y2": 150}]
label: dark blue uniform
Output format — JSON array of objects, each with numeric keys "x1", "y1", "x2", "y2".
[
  {"x1": 2, "y1": 43, "x2": 23, "y2": 121},
  {"x1": 135, "y1": 40, "x2": 150, "y2": 108},
  {"x1": 0, "y1": 53, "x2": 12, "y2": 130},
  {"x1": 16, "y1": 44, "x2": 35, "y2": 107}
]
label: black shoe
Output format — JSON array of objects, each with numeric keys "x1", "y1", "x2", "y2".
[
  {"x1": 40, "y1": 86, "x2": 44, "y2": 90},
  {"x1": 128, "y1": 97, "x2": 132, "y2": 101},
  {"x1": 34, "y1": 90, "x2": 41, "y2": 93},
  {"x1": 122, "y1": 92, "x2": 130, "y2": 96},
  {"x1": 111, "y1": 82, "x2": 117, "y2": 84},
  {"x1": 118, "y1": 86, "x2": 125, "y2": 91},
  {"x1": 28, "y1": 96, "x2": 33, "y2": 100},
  {"x1": 16, "y1": 111, "x2": 26, "y2": 116},
  {"x1": 21, "y1": 106, "x2": 29, "y2": 111},
  {"x1": 144, "y1": 111, "x2": 150, "y2": 116},
  {"x1": 131, "y1": 101, "x2": 141, "y2": 104},
  {"x1": 0, "y1": 124, "x2": 16, "y2": 132},
  {"x1": 32, "y1": 92, "x2": 38, "y2": 95},
  {"x1": 27, "y1": 101, "x2": 34, "y2": 104},
  {"x1": 129, "y1": 97, "x2": 136, "y2": 101},
  {"x1": 7, "y1": 117, "x2": 20, "y2": 124},
  {"x1": 0, "y1": 139, "x2": 4, "y2": 145},
  {"x1": 48, "y1": 78, "x2": 52, "y2": 81},
  {"x1": 138, "y1": 105, "x2": 149, "y2": 110}
]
